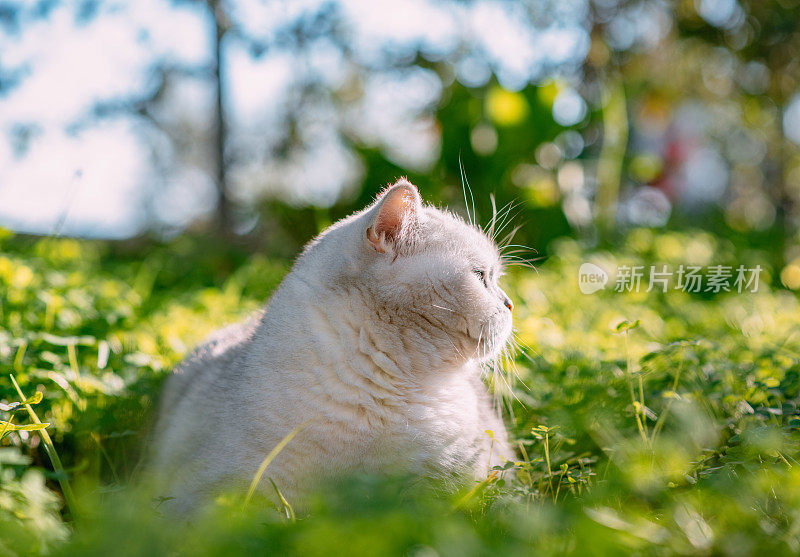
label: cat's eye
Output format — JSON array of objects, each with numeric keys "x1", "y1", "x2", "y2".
[{"x1": 473, "y1": 269, "x2": 488, "y2": 287}]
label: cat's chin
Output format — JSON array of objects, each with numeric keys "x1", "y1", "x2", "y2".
[
  {"x1": 474, "y1": 337, "x2": 510, "y2": 362},
  {"x1": 471, "y1": 312, "x2": 513, "y2": 362}
]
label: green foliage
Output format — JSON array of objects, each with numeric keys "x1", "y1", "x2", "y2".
[
  {"x1": 1, "y1": 391, "x2": 48, "y2": 441},
  {"x1": 0, "y1": 449, "x2": 68, "y2": 557},
  {"x1": 0, "y1": 233, "x2": 286, "y2": 534},
  {"x1": 2, "y1": 228, "x2": 800, "y2": 555}
]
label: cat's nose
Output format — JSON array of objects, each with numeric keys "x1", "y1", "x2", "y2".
[{"x1": 503, "y1": 296, "x2": 513, "y2": 311}]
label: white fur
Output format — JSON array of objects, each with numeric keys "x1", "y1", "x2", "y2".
[{"x1": 151, "y1": 180, "x2": 514, "y2": 514}]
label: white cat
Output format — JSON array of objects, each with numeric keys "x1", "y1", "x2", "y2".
[{"x1": 151, "y1": 179, "x2": 515, "y2": 514}]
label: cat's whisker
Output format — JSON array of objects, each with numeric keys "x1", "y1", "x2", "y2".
[
  {"x1": 433, "y1": 320, "x2": 467, "y2": 362},
  {"x1": 501, "y1": 256, "x2": 535, "y2": 265},
  {"x1": 486, "y1": 193, "x2": 498, "y2": 239},
  {"x1": 500, "y1": 249, "x2": 533, "y2": 257},
  {"x1": 473, "y1": 325, "x2": 486, "y2": 361},
  {"x1": 500, "y1": 348, "x2": 522, "y2": 404},
  {"x1": 501, "y1": 255, "x2": 545, "y2": 268},
  {"x1": 432, "y1": 304, "x2": 456, "y2": 313},
  {"x1": 513, "y1": 342, "x2": 540, "y2": 368},
  {"x1": 510, "y1": 332, "x2": 541, "y2": 378},
  {"x1": 490, "y1": 344, "x2": 501, "y2": 402},
  {"x1": 501, "y1": 254, "x2": 543, "y2": 271},
  {"x1": 491, "y1": 197, "x2": 517, "y2": 226},
  {"x1": 502, "y1": 262, "x2": 539, "y2": 273},
  {"x1": 448, "y1": 337, "x2": 466, "y2": 361},
  {"x1": 494, "y1": 206, "x2": 518, "y2": 235},
  {"x1": 498, "y1": 224, "x2": 523, "y2": 250},
  {"x1": 502, "y1": 261, "x2": 543, "y2": 272},
  {"x1": 500, "y1": 249, "x2": 541, "y2": 261},
  {"x1": 492, "y1": 335, "x2": 520, "y2": 415},
  {"x1": 503, "y1": 344, "x2": 528, "y2": 395},
  {"x1": 486, "y1": 196, "x2": 517, "y2": 241},
  {"x1": 501, "y1": 255, "x2": 540, "y2": 266},
  {"x1": 500, "y1": 243, "x2": 538, "y2": 254},
  {"x1": 458, "y1": 156, "x2": 476, "y2": 226},
  {"x1": 491, "y1": 205, "x2": 520, "y2": 245}
]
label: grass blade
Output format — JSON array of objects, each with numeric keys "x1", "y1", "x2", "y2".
[
  {"x1": 243, "y1": 419, "x2": 312, "y2": 509},
  {"x1": 9, "y1": 374, "x2": 78, "y2": 520}
]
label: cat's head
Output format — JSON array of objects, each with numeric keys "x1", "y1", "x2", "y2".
[{"x1": 354, "y1": 179, "x2": 514, "y2": 364}]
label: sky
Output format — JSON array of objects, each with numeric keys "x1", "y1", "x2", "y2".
[{"x1": 0, "y1": 0, "x2": 592, "y2": 238}]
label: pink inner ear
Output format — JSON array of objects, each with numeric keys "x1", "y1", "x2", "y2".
[{"x1": 374, "y1": 187, "x2": 416, "y2": 241}]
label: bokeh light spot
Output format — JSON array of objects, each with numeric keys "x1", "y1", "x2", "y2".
[{"x1": 486, "y1": 87, "x2": 529, "y2": 127}]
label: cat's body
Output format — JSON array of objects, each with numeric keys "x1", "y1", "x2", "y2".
[{"x1": 151, "y1": 180, "x2": 514, "y2": 513}]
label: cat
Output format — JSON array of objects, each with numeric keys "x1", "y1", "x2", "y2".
[{"x1": 150, "y1": 179, "x2": 515, "y2": 514}]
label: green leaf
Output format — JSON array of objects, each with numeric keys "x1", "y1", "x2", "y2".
[
  {"x1": 23, "y1": 391, "x2": 44, "y2": 405},
  {"x1": 0, "y1": 421, "x2": 50, "y2": 432},
  {"x1": 1, "y1": 391, "x2": 43, "y2": 412},
  {"x1": 614, "y1": 319, "x2": 641, "y2": 333}
]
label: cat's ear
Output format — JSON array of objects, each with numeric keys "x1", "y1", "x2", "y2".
[{"x1": 366, "y1": 179, "x2": 422, "y2": 255}]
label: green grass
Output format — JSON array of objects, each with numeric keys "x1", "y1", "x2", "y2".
[{"x1": 2, "y1": 227, "x2": 800, "y2": 555}]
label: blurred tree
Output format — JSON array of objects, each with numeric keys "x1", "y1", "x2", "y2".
[
  {"x1": 674, "y1": 0, "x2": 800, "y2": 237},
  {"x1": 0, "y1": 0, "x2": 593, "y2": 246},
  {"x1": 2, "y1": 0, "x2": 800, "y2": 263},
  {"x1": 209, "y1": 0, "x2": 233, "y2": 233}
]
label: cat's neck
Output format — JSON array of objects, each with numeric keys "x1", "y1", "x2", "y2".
[{"x1": 254, "y1": 271, "x2": 471, "y2": 388}]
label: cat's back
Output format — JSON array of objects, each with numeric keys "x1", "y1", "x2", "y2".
[{"x1": 157, "y1": 311, "x2": 263, "y2": 420}]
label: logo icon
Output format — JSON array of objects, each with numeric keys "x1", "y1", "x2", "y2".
[{"x1": 578, "y1": 262, "x2": 608, "y2": 294}]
